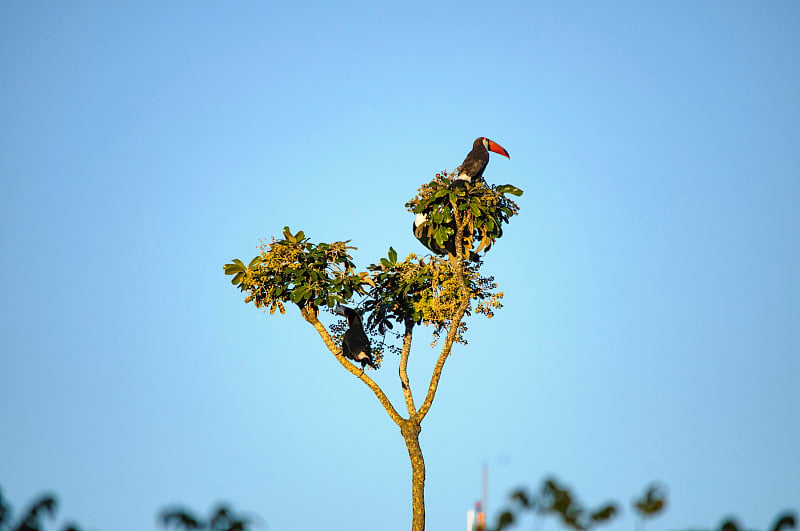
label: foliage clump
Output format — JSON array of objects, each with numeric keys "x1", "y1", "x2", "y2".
[
  {"x1": 493, "y1": 477, "x2": 619, "y2": 531},
  {"x1": 406, "y1": 171, "x2": 523, "y2": 260},
  {"x1": 362, "y1": 249, "x2": 504, "y2": 346},
  {"x1": 224, "y1": 227, "x2": 371, "y2": 315},
  {"x1": 224, "y1": 172, "x2": 521, "y2": 349}
]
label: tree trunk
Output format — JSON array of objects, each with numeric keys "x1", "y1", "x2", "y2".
[{"x1": 402, "y1": 420, "x2": 426, "y2": 531}]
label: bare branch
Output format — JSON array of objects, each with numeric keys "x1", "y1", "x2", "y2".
[
  {"x1": 301, "y1": 306, "x2": 405, "y2": 426},
  {"x1": 399, "y1": 320, "x2": 416, "y2": 416}
]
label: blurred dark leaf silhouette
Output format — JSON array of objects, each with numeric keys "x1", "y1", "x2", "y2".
[
  {"x1": 591, "y1": 505, "x2": 617, "y2": 523},
  {"x1": 160, "y1": 504, "x2": 251, "y2": 531},
  {"x1": 492, "y1": 477, "x2": 618, "y2": 531},
  {"x1": 540, "y1": 477, "x2": 618, "y2": 530},
  {"x1": 496, "y1": 510, "x2": 514, "y2": 530},
  {"x1": 680, "y1": 511, "x2": 797, "y2": 531},
  {"x1": 633, "y1": 484, "x2": 667, "y2": 518},
  {"x1": 489, "y1": 477, "x2": 795, "y2": 531},
  {"x1": 1, "y1": 485, "x2": 256, "y2": 531},
  {"x1": 772, "y1": 514, "x2": 797, "y2": 531},
  {"x1": 509, "y1": 490, "x2": 530, "y2": 509},
  {"x1": 1, "y1": 480, "x2": 794, "y2": 531},
  {"x1": 720, "y1": 518, "x2": 741, "y2": 531},
  {"x1": 160, "y1": 507, "x2": 202, "y2": 530},
  {"x1": 0, "y1": 490, "x2": 9, "y2": 528},
  {"x1": 0, "y1": 488, "x2": 79, "y2": 531},
  {"x1": 17, "y1": 495, "x2": 57, "y2": 531}
]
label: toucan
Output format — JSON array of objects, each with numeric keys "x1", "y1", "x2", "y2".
[
  {"x1": 334, "y1": 304, "x2": 376, "y2": 369},
  {"x1": 413, "y1": 137, "x2": 509, "y2": 257},
  {"x1": 454, "y1": 137, "x2": 510, "y2": 184}
]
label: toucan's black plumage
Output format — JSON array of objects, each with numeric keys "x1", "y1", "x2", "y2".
[
  {"x1": 413, "y1": 213, "x2": 450, "y2": 256},
  {"x1": 413, "y1": 213, "x2": 480, "y2": 261},
  {"x1": 335, "y1": 305, "x2": 376, "y2": 369},
  {"x1": 455, "y1": 137, "x2": 510, "y2": 184}
]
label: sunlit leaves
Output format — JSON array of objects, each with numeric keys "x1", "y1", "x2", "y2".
[
  {"x1": 224, "y1": 169, "x2": 521, "y2": 347},
  {"x1": 406, "y1": 171, "x2": 523, "y2": 260},
  {"x1": 495, "y1": 184, "x2": 524, "y2": 196},
  {"x1": 222, "y1": 260, "x2": 246, "y2": 286},
  {"x1": 361, "y1": 249, "x2": 503, "y2": 346},
  {"x1": 223, "y1": 227, "x2": 369, "y2": 313}
]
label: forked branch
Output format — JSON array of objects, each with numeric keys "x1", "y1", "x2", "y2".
[{"x1": 301, "y1": 306, "x2": 404, "y2": 426}]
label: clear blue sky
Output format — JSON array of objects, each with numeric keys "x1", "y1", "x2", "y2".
[{"x1": 1, "y1": 2, "x2": 798, "y2": 530}]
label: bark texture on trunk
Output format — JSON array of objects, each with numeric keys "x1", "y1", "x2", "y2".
[{"x1": 402, "y1": 421, "x2": 426, "y2": 531}]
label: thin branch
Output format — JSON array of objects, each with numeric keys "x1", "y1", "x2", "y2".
[
  {"x1": 399, "y1": 320, "x2": 416, "y2": 416},
  {"x1": 301, "y1": 306, "x2": 405, "y2": 426}
]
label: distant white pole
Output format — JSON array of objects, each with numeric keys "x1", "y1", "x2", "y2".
[{"x1": 482, "y1": 463, "x2": 488, "y2": 526}]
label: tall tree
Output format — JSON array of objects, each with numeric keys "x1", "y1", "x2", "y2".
[{"x1": 224, "y1": 171, "x2": 523, "y2": 531}]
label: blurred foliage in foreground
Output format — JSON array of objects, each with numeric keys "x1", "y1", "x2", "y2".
[
  {"x1": 487, "y1": 477, "x2": 796, "y2": 531},
  {"x1": 1, "y1": 479, "x2": 795, "y2": 531},
  {"x1": 0, "y1": 489, "x2": 78, "y2": 531},
  {"x1": 0, "y1": 487, "x2": 252, "y2": 531},
  {"x1": 159, "y1": 504, "x2": 254, "y2": 531}
]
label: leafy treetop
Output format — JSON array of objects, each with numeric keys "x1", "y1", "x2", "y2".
[
  {"x1": 406, "y1": 171, "x2": 523, "y2": 260},
  {"x1": 223, "y1": 173, "x2": 523, "y2": 348}
]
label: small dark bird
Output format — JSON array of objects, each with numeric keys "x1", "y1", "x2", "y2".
[
  {"x1": 454, "y1": 137, "x2": 510, "y2": 184},
  {"x1": 335, "y1": 304, "x2": 376, "y2": 369}
]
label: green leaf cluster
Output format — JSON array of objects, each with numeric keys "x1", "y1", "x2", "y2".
[
  {"x1": 406, "y1": 171, "x2": 523, "y2": 259},
  {"x1": 224, "y1": 171, "x2": 522, "y2": 347},
  {"x1": 361, "y1": 249, "x2": 441, "y2": 332},
  {"x1": 223, "y1": 227, "x2": 370, "y2": 314},
  {"x1": 362, "y1": 249, "x2": 504, "y2": 345}
]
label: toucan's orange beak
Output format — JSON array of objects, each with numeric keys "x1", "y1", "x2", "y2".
[{"x1": 487, "y1": 139, "x2": 510, "y2": 159}]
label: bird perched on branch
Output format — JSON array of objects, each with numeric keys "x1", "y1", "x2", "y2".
[
  {"x1": 454, "y1": 137, "x2": 510, "y2": 184},
  {"x1": 335, "y1": 304, "x2": 376, "y2": 369}
]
